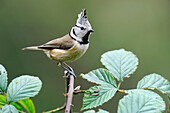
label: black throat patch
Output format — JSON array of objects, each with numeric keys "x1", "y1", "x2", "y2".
[{"x1": 69, "y1": 31, "x2": 90, "y2": 45}]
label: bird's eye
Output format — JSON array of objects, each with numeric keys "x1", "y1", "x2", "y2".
[
  {"x1": 80, "y1": 27, "x2": 85, "y2": 30},
  {"x1": 74, "y1": 25, "x2": 86, "y2": 30}
]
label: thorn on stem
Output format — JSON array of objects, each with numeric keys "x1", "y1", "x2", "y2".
[
  {"x1": 63, "y1": 76, "x2": 67, "y2": 78},
  {"x1": 97, "y1": 86, "x2": 100, "y2": 91},
  {"x1": 63, "y1": 93, "x2": 67, "y2": 97},
  {"x1": 91, "y1": 93, "x2": 99, "y2": 96},
  {"x1": 93, "y1": 87, "x2": 100, "y2": 93},
  {"x1": 74, "y1": 86, "x2": 81, "y2": 91},
  {"x1": 70, "y1": 104, "x2": 74, "y2": 107}
]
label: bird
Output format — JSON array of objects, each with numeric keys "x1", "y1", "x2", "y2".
[{"x1": 22, "y1": 9, "x2": 94, "y2": 78}]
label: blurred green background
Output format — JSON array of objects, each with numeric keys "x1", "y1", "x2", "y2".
[{"x1": 0, "y1": 0, "x2": 170, "y2": 112}]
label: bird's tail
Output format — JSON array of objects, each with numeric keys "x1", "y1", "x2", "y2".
[{"x1": 22, "y1": 46, "x2": 41, "y2": 50}]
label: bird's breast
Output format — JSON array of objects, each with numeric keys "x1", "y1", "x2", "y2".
[{"x1": 45, "y1": 42, "x2": 89, "y2": 62}]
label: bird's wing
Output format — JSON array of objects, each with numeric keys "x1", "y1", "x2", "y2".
[{"x1": 38, "y1": 34, "x2": 74, "y2": 50}]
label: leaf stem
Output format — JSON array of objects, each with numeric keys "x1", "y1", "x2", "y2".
[
  {"x1": 0, "y1": 102, "x2": 5, "y2": 105},
  {"x1": 19, "y1": 111, "x2": 26, "y2": 113},
  {"x1": 4, "y1": 93, "x2": 8, "y2": 104},
  {"x1": 117, "y1": 82, "x2": 121, "y2": 90},
  {"x1": 117, "y1": 89, "x2": 126, "y2": 93}
]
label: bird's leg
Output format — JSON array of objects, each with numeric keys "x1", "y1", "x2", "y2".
[
  {"x1": 58, "y1": 62, "x2": 76, "y2": 78},
  {"x1": 60, "y1": 64, "x2": 74, "y2": 77},
  {"x1": 63, "y1": 63, "x2": 76, "y2": 78},
  {"x1": 63, "y1": 63, "x2": 75, "y2": 74}
]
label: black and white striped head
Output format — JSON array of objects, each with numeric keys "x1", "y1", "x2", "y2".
[{"x1": 70, "y1": 9, "x2": 94, "y2": 44}]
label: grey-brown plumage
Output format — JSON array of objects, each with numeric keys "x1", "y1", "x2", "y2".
[
  {"x1": 22, "y1": 9, "x2": 94, "y2": 77},
  {"x1": 23, "y1": 34, "x2": 74, "y2": 50},
  {"x1": 22, "y1": 34, "x2": 89, "y2": 63}
]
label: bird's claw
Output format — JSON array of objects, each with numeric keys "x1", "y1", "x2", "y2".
[{"x1": 66, "y1": 70, "x2": 76, "y2": 78}]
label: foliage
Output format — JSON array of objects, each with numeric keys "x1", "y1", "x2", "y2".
[
  {"x1": 0, "y1": 64, "x2": 7, "y2": 94},
  {"x1": 81, "y1": 69, "x2": 117, "y2": 110},
  {"x1": 84, "y1": 109, "x2": 109, "y2": 113},
  {"x1": 101, "y1": 49, "x2": 138, "y2": 82},
  {"x1": 2, "y1": 105, "x2": 18, "y2": 113},
  {"x1": 81, "y1": 49, "x2": 170, "y2": 113},
  {"x1": 1, "y1": 49, "x2": 170, "y2": 113},
  {"x1": 0, "y1": 64, "x2": 42, "y2": 113}
]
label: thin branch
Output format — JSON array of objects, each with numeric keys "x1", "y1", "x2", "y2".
[
  {"x1": 43, "y1": 72, "x2": 68, "y2": 113},
  {"x1": 74, "y1": 90, "x2": 86, "y2": 95},
  {"x1": 65, "y1": 75, "x2": 74, "y2": 113},
  {"x1": 43, "y1": 70, "x2": 75, "y2": 113},
  {"x1": 43, "y1": 104, "x2": 66, "y2": 113}
]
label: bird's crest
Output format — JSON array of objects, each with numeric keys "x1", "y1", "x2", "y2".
[{"x1": 76, "y1": 9, "x2": 92, "y2": 30}]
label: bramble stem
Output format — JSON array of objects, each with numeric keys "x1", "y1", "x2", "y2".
[
  {"x1": 43, "y1": 70, "x2": 75, "y2": 113},
  {"x1": 65, "y1": 75, "x2": 74, "y2": 113}
]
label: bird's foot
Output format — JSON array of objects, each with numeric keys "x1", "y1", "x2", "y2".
[
  {"x1": 60, "y1": 62, "x2": 76, "y2": 78},
  {"x1": 65, "y1": 70, "x2": 76, "y2": 78}
]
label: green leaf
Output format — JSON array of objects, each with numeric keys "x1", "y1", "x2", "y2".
[
  {"x1": 0, "y1": 64, "x2": 8, "y2": 93},
  {"x1": 84, "y1": 109, "x2": 109, "y2": 113},
  {"x1": 0, "y1": 95, "x2": 6, "y2": 108},
  {"x1": 0, "y1": 95, "x2": 7, "y2": 104},
  {"x1": 101, "y1": 49, "x2": 138, "y2": 82},
  {"x1": 11, "y1": 102, "x2": 23, "y2": 111},
  {"x1": 18, "y1": 98, "x2": 35, "y2": 113},
  {"x1": 125, "y1": 89, "x2": 165, "y2": 112},
  {"x1": 82, "y1": 68, "x2": 117, "y2": 87},
  {"x1": 118, "y1": 92, "x2": 165, "y2": 113},
  {"x1": 2, "y1": 105, "x2": 18, "y2": 113},
  {"x1": 137, "y1": 73, "x2": 170, "y2": 95},
  {"x1": 81, "y1": 85, "x2": 117, "y2": 110},
  {"x1": 84, "y1": 110, "x2": 95, "y2": 113},
  {"x1": 7, "y1": 75, "x2": 42, "y2": 103},
  {"x1": 169, "y1": 95, "x2": 170, "y2": 112},
  {"x1": 97, "y1": 109, "x2": 109, "y2": 113}
]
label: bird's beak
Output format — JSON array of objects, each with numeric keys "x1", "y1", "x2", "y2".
[{"x1": 89, "y1": 29, "x2": 94, "y2": 32}]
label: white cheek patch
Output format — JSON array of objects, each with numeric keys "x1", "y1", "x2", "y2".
[
  {"x1": 76, "y1": 31, "x2": 86, "y2": 38},
  {"x1": 70, "y1": 29, "x2": 83, "y2": 42}
]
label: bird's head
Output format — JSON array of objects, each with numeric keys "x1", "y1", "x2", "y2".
[{"x1": 70, "y1": 9, "x2": 94, "y2": 43}]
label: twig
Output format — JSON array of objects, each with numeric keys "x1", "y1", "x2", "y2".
[
  {"x1": 43, "y1": 71, "x2": 75, "y2": 113},
  {"x1": 43, "y1": 104, "x2": 66, "y2": 113},
  {"x1": 43, "y1": 72, "x2": 68, "y2": 113},
  {"x1": 65, "y1": 75, "x2": 74, "y2": 113},
  {"x1": 74, "y1": 90, "x2": 86, "y2": 95}
]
